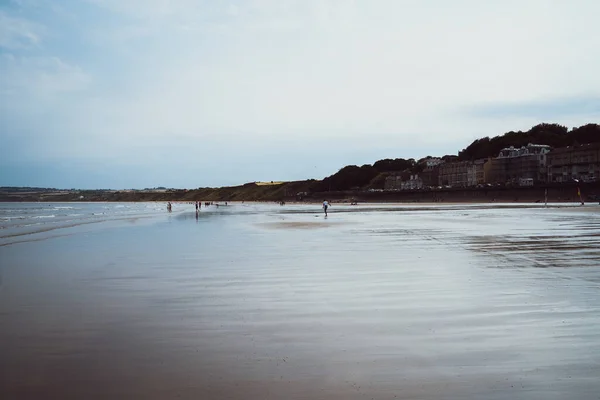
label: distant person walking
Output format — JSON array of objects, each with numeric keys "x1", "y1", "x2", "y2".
[
  {"x1": 195, "y1": 201, "x2": 199, "y2": 211},
  {"x1": 323, "y1": 200, "x2": 330, "y2": 216}
]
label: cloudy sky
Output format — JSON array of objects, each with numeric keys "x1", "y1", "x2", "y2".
[{"x1": 1, "y1": 0, "x2": 599, "y2": 189}]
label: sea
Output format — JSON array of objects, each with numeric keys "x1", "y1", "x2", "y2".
[{"x1": 1, "y1": 201, "x2": 599, "y2": 399}]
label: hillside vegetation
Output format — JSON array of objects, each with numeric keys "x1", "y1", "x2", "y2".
[{"x1": 457, "y1": 123, "x2": 600, "y2": 161}]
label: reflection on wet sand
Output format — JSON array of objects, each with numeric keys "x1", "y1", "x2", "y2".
[
  {"x1": 1, "y1": 203, "x2": 600, "y2": 400},
  {"x1": 260, "y1": 221, "x2": 345, "y2": 229},
  {"x1": 466, "y1": 213, "x2": 600, "y2": 268}
]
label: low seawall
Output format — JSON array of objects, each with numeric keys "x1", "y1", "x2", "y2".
[{"x1": 309, "y1": 183, "x2": 600, "y2": 204}]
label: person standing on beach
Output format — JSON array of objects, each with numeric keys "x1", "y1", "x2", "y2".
[
  {"x1": 323, "y1": 200, "x2": 330, "y2": 216},
  {"x1": 195, "y1": 201, "x2": 199, "y2": 212}
]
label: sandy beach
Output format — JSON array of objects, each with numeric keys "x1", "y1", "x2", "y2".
[{"x1": 1, "y1": 202, "x2": 600, "y2": 399}]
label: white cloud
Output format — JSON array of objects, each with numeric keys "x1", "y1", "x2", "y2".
[
  {"x1": 1, "y1": 54, "x2": 91, "y2": 96},
  {"x1": 81, "y1": 1, "x2": 599, "y2": 133},
  {"x1": 226, "y1": 4, "x2": 239, "y2": 17},
  {"x1": 0, "y1": 10, "x2": 44, "y2": 49}
]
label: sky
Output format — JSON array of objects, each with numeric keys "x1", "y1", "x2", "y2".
[{"x1": 1, "y1": 0, "x2": 599, "y2": 189}]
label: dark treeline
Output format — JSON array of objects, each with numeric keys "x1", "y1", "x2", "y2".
[
  {"x1": 317, "y1": 159, "x2": 422, "y2": 192},
  {"x1": 457, "y1": 123, "x2": 600, "y2": 161},
  {"x1": 319, "y1": 165, "x2": 379, "y2": 192}
]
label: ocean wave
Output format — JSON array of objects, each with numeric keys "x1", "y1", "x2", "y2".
[
  {"x1": 0, "y1": 214, "x2": 155, "y2": 244},
  {"x1": 0, "y1": 216, "x2": 27, "y2": 221},
  {"x1": 0, "y1": 209, "x2": 28, "y2": 214},
  {"x1": 0, "y1": 220, "x2": 102, "y2": 240},
  {"x1": 20, "y1": 222, "x2": 44, "y2": 228},
  {"x1": 33, "y1": 215, "x2": 56, "y2": 219}
]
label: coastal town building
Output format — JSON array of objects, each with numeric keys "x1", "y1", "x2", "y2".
[
  {"x1": 418, "y1": 157, "x2": 444, "y2": 187},
  {"x1": 384, "y1": 171, "x2": 411, "y2": 190},
  {"x1": 384, "y1": 172, "x2": 423, "y2": 190},
  {"x1": 384, "y1": 143, "x2": 594, "y2": 190},
  {"x1": 420, "y1": 166, "x2": 440, "y2": 187},
  {"x1": 423, "y1": 157, "x2": 444, "y2": 168},
  {"x1": 488, "y1": 144, "x2": 551, "y2": 184},
  {"x1": 467, "y1": 163, "x2": 478, "y2": 187},
  {"x1": 547, "y1": 143, "x2": 600, "y2": 183},
  {"x1": 400, "y1": 175, "x2": 424, "y2": 190},
  {"x1": 438, "y1": 161, "x2": 470, "y2": 187},
  {"x1": 470, "y1": 158, "x2": 492, "y2": 186},
  {"x1": 437, "y1": 159, "x2": 491, "y2": 187}
]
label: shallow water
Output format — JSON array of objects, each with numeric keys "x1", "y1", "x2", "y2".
[
  {"x1": 1, "y1": 202, "x2": 599, "y2": 399},
  {"x1": 0, "y1": 202, "x2": 173, "y2": 246}
]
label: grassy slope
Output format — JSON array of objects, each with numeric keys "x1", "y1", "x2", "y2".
[{"x1": 0, "y1": 181, "x2": 318, "y2": 202}]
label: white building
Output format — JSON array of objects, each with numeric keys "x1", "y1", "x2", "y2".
[
  {"x1": 400, "y1": 175, "x2": 424, "y2": 190},
  {"x1": 424, "y1": 158, "x2": 444, "y2": 168}
]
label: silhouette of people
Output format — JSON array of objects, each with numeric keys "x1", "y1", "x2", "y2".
[{"x1": 323, "y1": 200, "x2": 330, "y2": 216}]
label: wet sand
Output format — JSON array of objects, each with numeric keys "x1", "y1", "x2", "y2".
[
  {"x1": 261, "y1": 219, "x2": 348, "y2": 229},
  {"x1": 1, "y1": 203, "x2": 600, "y2": 399}
]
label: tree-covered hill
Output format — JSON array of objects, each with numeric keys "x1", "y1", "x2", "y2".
[{"x1": 457, "y1": 123, "x2": 599, "y2": 161}]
